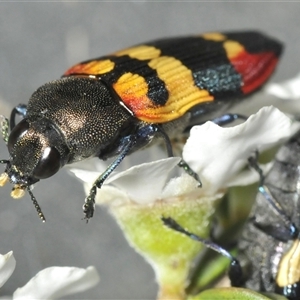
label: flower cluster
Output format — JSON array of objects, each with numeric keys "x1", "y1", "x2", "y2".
[
  {"x1": 2, "y1": 73, "x2": 300, "y2": 299},
  {"x1": 68, "y1": 74, "x2": 300, "y2": 299}
]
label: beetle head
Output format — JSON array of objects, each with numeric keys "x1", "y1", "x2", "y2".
[{"x1": 0, "y1": 116, "x2": 69, "y2": 221}]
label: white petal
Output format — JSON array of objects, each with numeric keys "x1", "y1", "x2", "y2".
[
  {"x1": 106, "y1": 157, "x2": 180, "y2": 203},
  {"x1": 226, "y1": 161, "x2": 273, "y2": 187},
  {"x1": 12, "y1": 266, "x2": 100, "y2": 300},
  {"x1": 266, "y1": 72, "x2": 300, "y2": 100},
  {"x1": 67, "y1": 145, "x2": 166, "y2": 176},
  {"x1": 69, "y1": 168, "x2": 99, "y2": 184},
  {"x1": 88, "y1": 184, "x2": 129, "y2": 206},
  {"x1": 0, "y1": 251, "x2": 16, "y2": 288},
  {"x1": 183, "y1": 106, "x2": 300, "y2": 195},
  {"x1": 78, "y1": 157, "x2": 181, "y2": 205}
]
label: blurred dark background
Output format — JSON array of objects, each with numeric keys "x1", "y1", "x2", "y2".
[{"x1": 0, "y1": 2, "x2": 299, "y2": 299}]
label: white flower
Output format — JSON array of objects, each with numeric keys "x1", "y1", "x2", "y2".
[
  {"x1": 266, "y1": 72, "x2": 300, "y2": 100},
  {"x1": 67, "y1": 75, "x2": 300, "y2": 300},
  {"x1": 0, "y1": 252, "x2": 100, "y2": 300},
  {"x1": 0, "y1": 251, "x2": 15, "y2": 289},
  {"x1": 69, "y1": 105, "x2": 300, "y2": 207},
  {"x1": 183, "y1": 106, "x2": 300, "y2": 191}
]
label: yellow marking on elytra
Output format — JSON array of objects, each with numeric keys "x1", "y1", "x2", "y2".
[
  {"x1": 115, "y1": 45, "x2": 161, "y2": 60},
  {"x1": 11, "y1": 185, "x2": 26, "y2": 199},
  {"x1": 114, "y1": 72, "x2": 149, "y2": 98},
  {"x1": 146, "y1": 56, "x2": 213, "y2": 122},
  {"x1": 114, "y1": 56, "x2": 214, "y2": 123},
  {"x1": 201, "y1": 34, "x2": 245, "y2": 60},
  {"x1": 201, "y1": 32, "x2": 226, "y2": 41},
  {"x1": 223, "y1": 41, "x2": 245, "y2": 59},
  {"x1": 80, "y1": 59, "x2": 115, "y2": 75},
  {"x1": 0, "y1": 172, "x2": 9, "y2": 186},
  {"x1": 276, "y1": 240, "x2": 300, "y2": 287}
]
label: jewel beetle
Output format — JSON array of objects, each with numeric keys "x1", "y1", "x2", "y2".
[
  {"x1": 0, "y1": 31, "x2": 282, "y2": 222},
  {"x1": 163, "y1": 130, "x2": 300, "y2": 300}
]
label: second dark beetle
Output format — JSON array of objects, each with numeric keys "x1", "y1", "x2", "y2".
[
  {"x1": 163, "y1": 130, "x2": 300, "y2": 300},
  {"x1": 0, "y1": 31, "x2": 282, "y2": 221},
  {"x1": 237, "y1": 131, "x2": 300, "y2": 299}
]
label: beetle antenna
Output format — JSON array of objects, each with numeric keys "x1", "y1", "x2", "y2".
[
  {"x1": 0, "y1": 115, "x2": 9, "y2": 144},
  {"x1": 27, "y1": 187, "x2": 46, "y2": 222}
]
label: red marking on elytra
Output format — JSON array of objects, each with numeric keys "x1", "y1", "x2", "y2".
[{"x1": 230, "y1": 51, "x2": 279, "y2": 94}]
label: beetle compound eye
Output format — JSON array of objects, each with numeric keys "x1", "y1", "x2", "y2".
[
  {"x1": 33, "y1": 147, "x2": 61, "y2": 179},
  {"x1": 7, "y1": 119, "x2": 29, "y2": 154}
]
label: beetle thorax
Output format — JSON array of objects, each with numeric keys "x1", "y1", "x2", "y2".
[{"x1": 27, "y1": 77, "x2": 134, "y2": 162}]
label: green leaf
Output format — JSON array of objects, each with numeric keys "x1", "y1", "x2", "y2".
[{"x1": 188, "y1": 287, "x2": 287, "y2": 300}]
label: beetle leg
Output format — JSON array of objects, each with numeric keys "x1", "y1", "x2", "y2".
[
  {"x1": 176, "y1": 114, "x2": 247, "y2": 187},
  {"x1": 155, "y1": 125, "x2": 174, "y2": 157},
  {"x1": 83, "y1": 135, "x2": 136, "y2": 221},
  {"x1": 251, "y1": 217, "x2": 296, "y2": 242},
  {"x1": 248, "y1": 154, "x2": 264, "y2": 186},
  {"x1": 248, "y1": 155, "x2": 298, "y2": 239},
  {"x1": 178, "y1": 160, "x2": 202, "y2": 187},
  {"x1": 156, "y1": 125, "x2": 202, "y2": 187},
  {"x1": 211, "y1": 113, "x2": 247, "y2": 127},
  {"x1": 10, "y1": 103, "x2": 27, "y2": 130},
  {"x1": 161, "y1": 216, "x2": 244, "y2": 287}
]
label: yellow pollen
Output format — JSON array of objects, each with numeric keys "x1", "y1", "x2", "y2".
[
  {"x1": 11, "y1": 185, "x2": 26, "y2": 199},
  {"x1": 0, "y1": 172, "x2": 9, "y2": 187}
]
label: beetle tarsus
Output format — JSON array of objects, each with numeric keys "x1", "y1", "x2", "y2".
[
  {"x1": 178, "y1": 159, "x2": 202, "y2": 187},
  {"x1": 83, "y1": 186, "x2": 97, "y2": 221}
]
